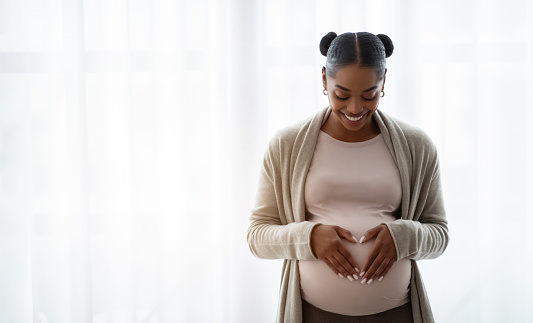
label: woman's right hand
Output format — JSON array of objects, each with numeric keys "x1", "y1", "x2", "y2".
[{"x1": 310, "y1": 224, "x2": 360, "y2": 281}]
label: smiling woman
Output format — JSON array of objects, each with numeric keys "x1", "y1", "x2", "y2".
[
  {"x1": 247, "y1": 31, "x2": 449, "y2": 323},
  {"x1": 321, "y1": 65, "x2": 384, "y2": 142},
  {"x1": 319, "y1": 32, "x2": 392, "y2": 144}
]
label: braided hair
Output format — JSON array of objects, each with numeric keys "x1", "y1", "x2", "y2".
[{"x1": 320, "y1": 31, "x2": 394, "y2": 80}]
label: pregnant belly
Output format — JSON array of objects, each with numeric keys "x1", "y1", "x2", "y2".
[{"x1": 299, "y1": 214, "x2": 411, "y2": 316}]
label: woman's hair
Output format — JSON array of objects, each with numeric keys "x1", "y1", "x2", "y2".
[{"x1": 320, "y1": 31, "x2": 394, "y2": 80}]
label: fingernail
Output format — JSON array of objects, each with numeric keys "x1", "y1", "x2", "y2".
[
  {"x1": 338, "y1": 273, "x2": 344, "y2": 279},
  {"x1": 359, "y1": 271, "x2": 365, "y2": 277},
  {"x1": 352, "y1": 235, "x2": 359, "y2": 243},
  {"x1": 360, "y1": 236, "x2": 366, "y2": 243},
  {"x1": 354, "y1": 267, "x2": 360, "y2": 273},
  {"x1": 378, "y1": 276, "x2": 384, "y2": 281},
  {"x1": 361, "y1": 278, "x2": 367, "y2": 284},
  {"x1": 347, "y1": 275, "x2": 354, "y2": 282},
  {"x1": 353, "y1": 274, "x2": 359, "y2": 280},
  {"x1": 367, "y1": 278, "x2": 373, "y2": 284}
]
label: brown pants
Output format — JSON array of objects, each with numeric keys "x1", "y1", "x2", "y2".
[{"x1": 302, "y1": 299, "x2": 414, "y2": 323}]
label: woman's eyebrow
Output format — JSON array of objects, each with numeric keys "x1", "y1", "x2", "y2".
[
  {"x1": 362, "y1": 86, "x2": 378, "y2": 92},
  {"x1": 335, "y1": 85, "x2": 378, "y2": 92},
  {"x1": 335, "y1": 84, "x2": 352, "y2": 92}
]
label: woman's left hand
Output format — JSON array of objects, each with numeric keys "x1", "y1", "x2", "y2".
[{"x1": 358, "y1": 224, "x2": 397, "y2": 284}]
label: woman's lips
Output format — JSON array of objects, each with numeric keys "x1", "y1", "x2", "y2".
[
  {"x1": 344, "y1": 113, "x2": 363, "y2": 121},
  {"x1": 342, "y1": 112, "x2": 367, "y2": 124}
]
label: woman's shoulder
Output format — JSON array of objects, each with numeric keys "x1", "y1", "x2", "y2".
[
  {"x1": 271, "y1": 118, "x2": 311, "y2": 144},
  {"x1": 378, "y1": 110, "x2": 438, "y2": 154},
  {"x1": 397, "y1": 119, "x2": 433, "y2": 143},
  {"x1": 267, "y1": 108, "x2": 325, "y2": 149}
]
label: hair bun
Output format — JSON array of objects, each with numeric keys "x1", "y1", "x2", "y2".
[
  {"x1": 319, "y1": 32, "x2": 337, "y2": 57},
  {"x1": 377, "y1": 34, "x2": 394, "y2": 58}
]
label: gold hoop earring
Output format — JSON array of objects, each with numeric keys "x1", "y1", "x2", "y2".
[
  {"x1": 323, "y1": 89, "x2": 328, "y2": 96},
  {"x1": 380, "y1": 91, "x2": 385, "y2": 98}
]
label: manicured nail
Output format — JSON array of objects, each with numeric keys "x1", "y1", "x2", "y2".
[
  {"x1": 352, "y1": 235, "x2": 359, "y2": 243},
  {"x1": 347, "y1": 275, "x2": 354, "y2": 282},
  {"x1": 360, "y1": 236, "x2": 366, "y2": 243},
  {"x1": 378, "y1": 276, "x2": 384, "y2": 282},
  {"x1": 367, "y1": 278, "x2": 373, "y2": 284},
  {"x1": 361, "y1": 278, "x2": 367, "y2": 284},
  {"x1": 359, "y1": 271, "x2": 365, "y2": 277},
  {"x1": 352, "y1": 274, "x2": 359, "y2": 280},
  {"x1": 354, "y1": 267, "x2": 360, "y2": 273},
  {"x1": 338, "y1": 273, "x2": 344, "y2": 279}
]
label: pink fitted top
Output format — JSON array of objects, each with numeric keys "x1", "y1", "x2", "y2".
[{"x1": 298, "y1": 130, "x2": 411, "y2": 316}]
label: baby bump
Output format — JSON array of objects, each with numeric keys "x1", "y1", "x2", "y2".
[
  {"x1": 340, "y1": 218, "x2": 393, "y2": 267},
  {"x1": 299, "y1": 215, "x2": 412, "y2": 316}
]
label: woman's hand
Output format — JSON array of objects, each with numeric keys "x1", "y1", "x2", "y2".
[
  {"x1": 310, "y1": 224, "x2": 360, "y2": 281},
  {"x1": 358, "y1": 224, "x2": 397, "y2": 284}
]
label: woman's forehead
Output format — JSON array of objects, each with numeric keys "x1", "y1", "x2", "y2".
[{"x1": 330, "y1": 65, "x2": 381, "y2": 89}]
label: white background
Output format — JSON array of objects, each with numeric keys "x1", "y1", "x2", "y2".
[{"x1": 0, "y1": 0, "x2": 532, "y2": 322}]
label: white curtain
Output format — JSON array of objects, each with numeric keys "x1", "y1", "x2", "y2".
[{"x1": 1, "y1": 0, "x2": 532, "y2": 322}]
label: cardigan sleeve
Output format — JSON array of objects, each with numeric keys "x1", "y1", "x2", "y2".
[
  {"x1": 246, "y1": 137, "x2": 320, "y2": 261},
  {"x1": 384, "y1": 142, "x2": 450, "y2": 262}
]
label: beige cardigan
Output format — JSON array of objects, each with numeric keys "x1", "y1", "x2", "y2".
[{"x1": 247, "y1": 106, "x2": 449, "y2": 323}]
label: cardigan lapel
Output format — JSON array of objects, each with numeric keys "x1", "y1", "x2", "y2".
[
  {"x1": 290, "y1": 107, "x2": 332, "y2": 222},
  {"x1": 374, "y1": 110, "x2": 413, "y2": 221}
]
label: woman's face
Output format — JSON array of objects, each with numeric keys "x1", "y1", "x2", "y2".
[{"x1": 322, "y1": 64, "x2": 386, "y2": 138}]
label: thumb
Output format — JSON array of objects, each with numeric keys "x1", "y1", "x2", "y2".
[
  {"x1": 334, "y1": 226, "x2": 358, "y2": 243},
  {"x1": 359, "y1": 224, "x2": 385, "y2": 244}
]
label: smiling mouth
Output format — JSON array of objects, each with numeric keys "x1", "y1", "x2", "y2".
[{"x1": 343, "y1": 112, "x2": 365, "y2": 122}]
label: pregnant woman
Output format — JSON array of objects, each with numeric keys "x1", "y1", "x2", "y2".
[{"x1": 247, "y1": 31, "x2": 449, "y2": 323}]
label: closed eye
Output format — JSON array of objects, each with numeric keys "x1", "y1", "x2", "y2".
[
  {"x1": 363, "y1": 96, "x2": 376, "y2": 101},
  {"x1": 334, "y1": 93, "x2": 348, "y2": 100}
]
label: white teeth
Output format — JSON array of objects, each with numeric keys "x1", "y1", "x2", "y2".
[{"x1": 344, "y1": 113, "x2": 363, "y2": 121}]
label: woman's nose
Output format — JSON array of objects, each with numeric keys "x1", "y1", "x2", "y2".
[{"x1": 346, "y1": 100, "x2": 363, "y2": 114}]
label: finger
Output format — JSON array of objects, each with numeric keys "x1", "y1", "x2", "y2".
[
  {"x1": 334, "y1": 226, "x2": 358, "y2": 243},
  {"x1": 324, "y1": 258, "x2": 344, "y2": 279},
  {"x1": 328, "y1": 256, "x2": 352, "y2": 280},
  {"x1": 361, "y1": 256, "x2": 387, "y2": 285},
  {"x1": 330, "y1": 254, "x2": 356, "y2": 281},
  {"x1": 378, "y1": 260, "x2": 395, "y2": 282},
  {"x1": 371, "y1": 258, "x2": 390, "y2": 281},
  {"x1": 359, "y1": 224, "x2": 385, "y2": 244},
  {"x1": 333, "y1": 252, "x2": 358, "y2": 280},
  {"x1": 337, "y1": 245, "x2": 361, "y2": 276},
  {"x1": 360, "y1": 248, "x2": 379, "y2": 278}
]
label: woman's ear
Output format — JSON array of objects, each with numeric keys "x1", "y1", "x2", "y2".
[
  {"x1": 322, "y1": 66, "x2": 327, "y2": 89},
  {"x1": 382, "y1": 68, "x2": 387, "y2": 90}
]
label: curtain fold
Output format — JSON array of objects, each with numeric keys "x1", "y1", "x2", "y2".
[{"x1": 0, "y1": 0, "x2": 532, "y2": 322}]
